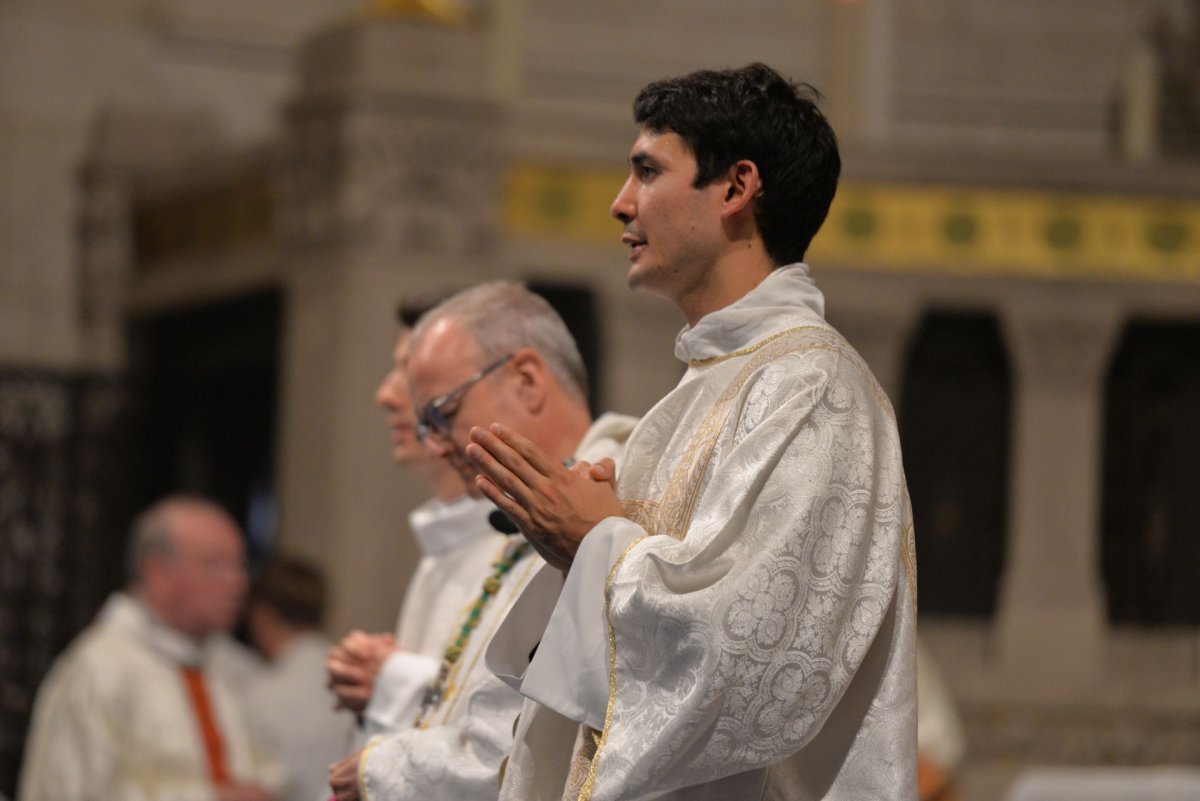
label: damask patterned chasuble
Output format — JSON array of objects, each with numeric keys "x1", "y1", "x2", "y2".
[{"x1": 497, "y1": 265, "x2": 918, "y2": 801}]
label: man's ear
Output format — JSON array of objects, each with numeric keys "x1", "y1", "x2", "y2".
[
  {"x1": 139, "y1": 553, "x2": 172, "y2": 602},
  {"x1": 721, "y1": 160, "x2": 762, "y2": 220},
  {"x1": 509, "y1": 348, "x2": 548, "y2": 413}
]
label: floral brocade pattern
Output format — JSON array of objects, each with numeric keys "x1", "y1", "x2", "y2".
[{"x1": 583, "y1": 325, "x2": 918, "y2": 800}]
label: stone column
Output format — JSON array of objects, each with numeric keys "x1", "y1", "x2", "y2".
[
  {"x1": 829, "y1": 304, "x2": 919, "y2": 406},
  {"x1": 277, "y1": 16, "x2": 505, "y2": 635},
  {"x1": 996, "y1": 295, "x2": 1122, "y2": 696},
  {"x1": 821, "y1": 273, "x2": 920, "y2": 405}
]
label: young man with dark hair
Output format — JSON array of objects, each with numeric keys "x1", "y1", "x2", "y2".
[{"x1": 472, "y1": 63, "x2": 917, "y2": 800}]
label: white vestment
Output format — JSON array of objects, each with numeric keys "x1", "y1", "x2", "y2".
[
  {"x1": 19, "y1": 593, "x2": 283, "y2": 801},
  {"x1": 361, "y1": 495, "x2": 504, "y2": 741},
  {"x1": 357, "y1": 413, "x2": 638, "y2": 801},
  {"x1": 490, "y1": 265, "x2": 918, "y2": 801},
  {"x1": 244, "y1": 632, "x2": 357, "y2": 801}
]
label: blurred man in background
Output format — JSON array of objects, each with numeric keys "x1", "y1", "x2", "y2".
[
  {"x1": 244, "y1": 555, "x2": 354, "y2": 801},
  {"x1": 19, "y1": 495, "x2": 281, "y2": 801}
]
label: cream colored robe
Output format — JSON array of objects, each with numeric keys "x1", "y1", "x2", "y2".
[
  {"x1": 490, "y1": 265, "x2": 918, "y2": 801},
  {"x1": 19, "y1": 594, "x2": 282, "y2": 801},
  {"x1": 357, "y1": 414, "x2": 639, "y2": 801},
  {"x1": 363, "y1": 496, "x2": 506, "y2": 740}
]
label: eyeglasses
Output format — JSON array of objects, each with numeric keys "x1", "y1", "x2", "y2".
[{"x1": 417, "y1": 354, "x2": 513, "y2": 441}]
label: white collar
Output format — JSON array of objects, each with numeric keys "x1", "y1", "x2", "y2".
[
  {"x1": 409, "y1": 495, "x2": 497, "y2": 556},
  {"x1": 101, "y1": 592, "x2": 208, "y2": 667},
  {"x1": 674, "y1": 263, "x2": 827, "y2": 364}
]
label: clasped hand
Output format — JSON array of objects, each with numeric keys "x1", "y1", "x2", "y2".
[
  {"x1": 325, "y1": 631, "x2": 398, "y2": 714},
  {"x1": 466, "y1": 423, "x2": 624, "y2": 573}
]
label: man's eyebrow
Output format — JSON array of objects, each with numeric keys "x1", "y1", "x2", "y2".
[{"x1": 630, "y1": 151, "x2": 655, "y2": 168}]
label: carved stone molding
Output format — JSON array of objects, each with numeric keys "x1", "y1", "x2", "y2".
[{"x1": 964, "y1": 700, "x2": 1200, "y2": 765}]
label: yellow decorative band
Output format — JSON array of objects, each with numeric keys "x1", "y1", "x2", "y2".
[{"x1": 503, "y1": 163, "x2": 1200, "y2": 283}]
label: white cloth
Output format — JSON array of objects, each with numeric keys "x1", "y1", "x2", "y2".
[
  {"x1": 491, "y1": 264, "x2": 918, "y2": 801},
  {"x1": 245, "y1": 632, "x2": 356, "y2": 801},
  {"x1": 363, "y1": 495, "x2": 503, "y2": 739},
  {"x1": 19, "y1": 593, "x2": 282, "y2": 801},
  {"x1": 916, "y1": 639, "x2": 965, "y2": 775},
  {"x1": 357, "y1": 413, "x2": 638, "y2": 801}
]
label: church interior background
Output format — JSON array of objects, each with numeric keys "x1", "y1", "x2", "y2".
[{"x1": 2, "y1": 0, "x2": 1199, "y2": 798}]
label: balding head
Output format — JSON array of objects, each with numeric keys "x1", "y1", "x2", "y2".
[
  {"x1": 407, "y1": 282, "x2": 594, "y2": 493},
  {"x1": 410, "y1": 282, "x2": 588, "y2": 405},
  {"x1": 129, "y1": 496, "x2": 248, "y2": 639}
]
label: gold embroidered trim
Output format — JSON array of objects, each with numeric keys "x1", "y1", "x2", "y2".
[
  {"x1": 901, "y1": 493, "x2": 918, "y2": 609},
  {"x1": 664, "y1": 326, "x2": 888, "y2": 539},
  {"x1": 686, "y1": 325, "x2": 829, "y2": 367},
  {"x1": 621, "y1": 498, "x2": 659, "y2": 532},
  {"x1": 357, "y1": 735, "x2": 382, "y2": 801},
  {"x1": 576, "y1": 534, "x2": 649, "y2": 801}
]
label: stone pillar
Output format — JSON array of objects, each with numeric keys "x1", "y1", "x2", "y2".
[
  {"x1": 820, "y1": 273, "x2": 919, "y2": 405},
  {"x1": 824, "y1": 0, "x2": 896, "y2": 147},
  {"x1": 996, "y1": 296, "x2": 1122, "y2": 696},
  {"x1": 277, "y1": 17, "x2": 506, "y2": 635},
  {"x1": 829, "y1": 304, "x2": 918, "y2": 406}
]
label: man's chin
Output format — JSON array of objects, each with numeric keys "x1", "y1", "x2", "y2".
[{"x1": 452, "y1": 456, "x2": 483, "y2": 497}]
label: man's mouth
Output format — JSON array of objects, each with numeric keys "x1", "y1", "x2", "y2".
[{"x1": 621, "y1": 233, "x2": 646, "y2": 260}]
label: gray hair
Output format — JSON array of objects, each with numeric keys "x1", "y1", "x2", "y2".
[
  {"x1": 411, "y1": 281, "x2": 588, "y2": 402},
  {"x1": 125, "y1": 495, "x2": 225, "y2": 585}
]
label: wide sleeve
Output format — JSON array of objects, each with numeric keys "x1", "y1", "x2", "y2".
[
  {"x1": 586, "y1": 352, "x2": 912, "y2": 800},
  {"x1": 362, "y1": 651, "x2": 440, "y2": 737},
  {"x1": 358, "y1": 672, "x2": 520, "y2": 801}
]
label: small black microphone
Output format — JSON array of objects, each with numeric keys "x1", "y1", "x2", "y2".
[{"x1": 488, "y1": 509, "x2": 521, "y2": 535}]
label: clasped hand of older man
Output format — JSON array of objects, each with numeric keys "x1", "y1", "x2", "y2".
[
  {"x1": 466, "y1": 423, "x2": 624, "y2": 573},
  {"x1": 325, "y1": 630, "x2": 398, "y2": 714}
]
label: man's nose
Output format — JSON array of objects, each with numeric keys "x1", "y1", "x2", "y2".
[{"x1": 610, "y1": 177, "x2": 635, "y2": 223}]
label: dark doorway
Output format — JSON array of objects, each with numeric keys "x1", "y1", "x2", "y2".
[
  {"x1": 127, "y1": 290, "x2": 282, "y2": 560},
  {"x1": 1102, "y1": 320, "x2": 1200, "y2": 626},
  {"x1": 899, "y1": 311, "x2": 1012, "y2": 619}
]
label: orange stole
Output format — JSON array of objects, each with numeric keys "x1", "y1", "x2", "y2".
[{"x1": 180, "y1": 666, "x2": 229, "y2": 784}]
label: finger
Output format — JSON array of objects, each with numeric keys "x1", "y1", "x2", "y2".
[
  {"x1": 466, "y1": 438, "x2": 538, "y2": 507},
  {"x1": 342, "y1": 637, "x2": 374, "y2": 658},
  {"x1": 328, "y1": 664, "x2": 367, "y2": 686},
  {"x1": 488, "y1": 423, "x2": 564, "y2": 477},
  {"x1": 339, "y1": 629, "x2": 366, "y2": 646},
  {"x1": 469, "y1": 424, "x2": 559, "y2": 487},
  {"x1": 589, "y1": 457, "x2": 617, "y2": 484},
  {"x1": 475, "y1": 475, "x2": 534, "y2": 532}
]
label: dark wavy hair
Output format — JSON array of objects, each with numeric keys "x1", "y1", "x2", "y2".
[{"x1": 633, "y1": 63, "x2": 840, "y2": 266}]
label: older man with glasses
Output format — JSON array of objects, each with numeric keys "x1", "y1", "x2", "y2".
[
  {"x1": 323, "y1": 298, "x2": 508, "y2": 768},
  {"x1": 327, "y1": 281, "x2": 637, "y2": 801}
]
